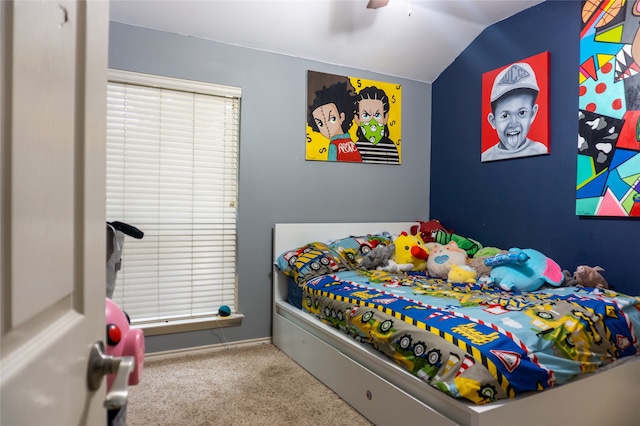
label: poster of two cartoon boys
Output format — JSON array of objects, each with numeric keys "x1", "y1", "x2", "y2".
[{"x1": 306, "y1": 70, "x2": 402, "y2": 165}]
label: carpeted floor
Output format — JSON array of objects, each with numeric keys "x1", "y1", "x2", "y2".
[{"x1": 125, "y1": 343, "x2": 373, "y2": 426}]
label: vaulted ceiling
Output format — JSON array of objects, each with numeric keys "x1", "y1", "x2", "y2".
[{"x1": 110, "y1": 0, "x2": 544, "y2": 83}]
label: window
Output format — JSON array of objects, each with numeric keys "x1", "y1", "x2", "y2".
[{"x1": 106, "y1": 70, "x2": 241, "y2": 334}]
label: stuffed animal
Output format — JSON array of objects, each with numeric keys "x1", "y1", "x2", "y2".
[
  {"x1": 488, "y1": 248, "x2": 564, "y2": 292},
  {"x1": 432, "y1": 230, "x2": 483, "y2": 257},
  {"x1": 484, "y1": 251, "x2": 530, "y2": 267},
  {"x1": 448, "y1": 264, "x2": 477, "y2": 284},
  {"x1": 359, "y1": 243, "x2": 396, "y2": 270},
  {"x1": 474, "y1": 247, "x2": 505, "y2": 258},
  {"x1": 426, "y1": 241, "x2": 468, "y2": 278},
  {"x1": 467, "y1": 247, "x2": 507, "y2": 277},
  {"x1": 573, "y1": 265, "x2": 609, "y2": 289},
  {"x1": 381, "y1": 232, "x2": 429, "y2": 272},
  {"x1": 411, "y1": 219, "x2": 483, "y2": 257},
  {"x1": 411, "y1": 219, "x2": 452, "y2": 243},
  {"x1": 359, "y1": 232, "x2": 429, "y2": 273},
  {"x1": 561, "y1": 270, "x2": 578, "y2": 287}
]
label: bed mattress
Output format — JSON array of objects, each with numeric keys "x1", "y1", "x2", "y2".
[
  {"x1": 275, "y1": 228, "x2": 640, "y2": 406},
  {"x1": 300, "y1": 269, "x2": 640, "y2": 405}
]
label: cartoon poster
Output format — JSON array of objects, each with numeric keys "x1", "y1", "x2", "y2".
[
  {"x1": 578, "y1": 1, "x2": 640, "y2": 216},
  {"x1": 306, "y1": 71, "x2": 402, "y2": 164},
  {"x1": 481, "y1": 52, "x2": 550, "y2": 163}
]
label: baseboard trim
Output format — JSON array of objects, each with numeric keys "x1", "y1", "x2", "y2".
[{"x1": 144, "y1": 337, "x2": 273, "y2": 362}]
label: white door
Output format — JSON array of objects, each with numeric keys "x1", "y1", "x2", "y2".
[{"x1": 1, "y1": 1, "x2": 109, "y2": 425}]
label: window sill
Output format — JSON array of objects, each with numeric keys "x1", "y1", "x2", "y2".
[{"x1": 132, "y1": 313, "x2": 244, "y2": 336}]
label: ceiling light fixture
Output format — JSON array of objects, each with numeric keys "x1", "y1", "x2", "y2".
[{"x1": 366, "y1": 0, "x2": 389, "y2": 9}]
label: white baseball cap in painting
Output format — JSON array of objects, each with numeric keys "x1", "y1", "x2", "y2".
[{"x1": 490, "y1": 62, "x2": 539, "y2": 102}]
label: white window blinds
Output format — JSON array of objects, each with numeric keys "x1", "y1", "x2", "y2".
[{"x1": 106, "y1": 70, "x2": 240, "y2": 326}]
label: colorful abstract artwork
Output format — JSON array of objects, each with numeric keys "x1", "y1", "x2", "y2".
[
  {"x1": 578, "y1": 0, "x2": 640, "y2": 216},
  {"x1": 306, "y1": 71, "x2": 402, "y2": 165},
  {"x1": 481, "y1": 52, "x2": 550, "y2": 163}
]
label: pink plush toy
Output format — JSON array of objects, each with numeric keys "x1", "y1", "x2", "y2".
[{"x1": 573, "y1": 265, "x2": 609, "y2": 289}]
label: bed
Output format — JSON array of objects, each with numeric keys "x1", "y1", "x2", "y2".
[{"x1": 272, "y1": 222, "x2": 640, "y2": 426}]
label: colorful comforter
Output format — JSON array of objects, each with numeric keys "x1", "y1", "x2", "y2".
[{"x1": 301, "y1": 270, "x2": 640, "y2": 405}]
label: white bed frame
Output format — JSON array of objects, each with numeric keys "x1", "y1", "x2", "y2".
[{"x1": 272, "y1": 223, "x2": 640, "y2": 426}]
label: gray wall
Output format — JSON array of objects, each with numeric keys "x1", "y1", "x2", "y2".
[{"x1": 109, "y1": 22, "x2": 432, "y2": 352}]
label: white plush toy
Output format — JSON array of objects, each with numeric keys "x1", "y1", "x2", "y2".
[{"x1": 426, "y1": 241, "x2": 468, "y2": 278}]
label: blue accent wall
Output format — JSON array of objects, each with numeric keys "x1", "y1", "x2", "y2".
[{"x1": 431, "y1": 1, "x2": 639, "y2": 295}]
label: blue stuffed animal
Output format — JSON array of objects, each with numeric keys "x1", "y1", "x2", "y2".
[{"x1": 487, "y1": 248, "x2": 564, "y2": 292}]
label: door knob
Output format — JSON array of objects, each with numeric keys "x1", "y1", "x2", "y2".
[{"x1": 87, "y1": 341, "x2": 136, "y2": 409}]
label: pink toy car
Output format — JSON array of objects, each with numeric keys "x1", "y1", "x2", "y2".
[{"x1": 105, "y1": 298, "x2": 145, "y2": 390}]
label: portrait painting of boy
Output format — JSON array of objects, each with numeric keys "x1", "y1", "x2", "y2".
[{"x1": 481, "y1": 52, "x2": 550, "y2": 163}]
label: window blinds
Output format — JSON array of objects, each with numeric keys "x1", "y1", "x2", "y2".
[{"x1": 106, "y1": 70, "x2": 240, "y2": 326}]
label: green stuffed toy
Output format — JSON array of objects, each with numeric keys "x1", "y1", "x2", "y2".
[
  {"x1": 431, "y1": 229, "x2": 483, "y2": 257},
  {"x1": 411, "y1": 220, "x2": 483, "y2": 257}
]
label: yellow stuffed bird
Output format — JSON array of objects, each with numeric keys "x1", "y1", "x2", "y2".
[{"x1": 391, "y1": 231, "x2": 429, "y2": 271}]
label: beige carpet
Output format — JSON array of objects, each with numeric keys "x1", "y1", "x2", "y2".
[{"x1": 126, "y1": 343, "x2": 373, "y2": 426}]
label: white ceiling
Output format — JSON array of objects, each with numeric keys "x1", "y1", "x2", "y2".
[{"x1": 109, "y1": 0, "x2": 544, "y2": 83}]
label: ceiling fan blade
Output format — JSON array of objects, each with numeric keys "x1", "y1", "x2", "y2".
[{"x1": 367, "y1": 0, "x2": 389, "y2": 9}]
